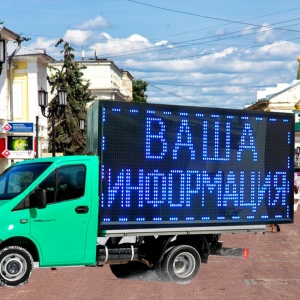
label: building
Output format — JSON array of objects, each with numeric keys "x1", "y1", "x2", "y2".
[
  {"x1": 245, "y1": 56, "x2": 300, "y2": 166},
  {"x1": 49, "y1": 59, "x2": 133, "y2": 102},
  {"x1": 0, "y1": 26, "x2": 55, "y2": 172}
]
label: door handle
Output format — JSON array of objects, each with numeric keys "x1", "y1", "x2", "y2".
[{"x1": 75, "y1": 206, "x2": 89, "y2": 214}]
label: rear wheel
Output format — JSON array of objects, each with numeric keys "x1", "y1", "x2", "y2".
[
  {"x1": 0, "y1": 246, "x2": 33, "y2": 287},
  {"x1": 155, "y1": 259, "x2": 172, "y2": 282},
  {"x1": 161, "y1": 245, "x2": 200, "y2": 284}
]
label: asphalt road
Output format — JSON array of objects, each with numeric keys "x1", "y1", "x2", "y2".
[{"x1": 1, "y1": 209, "x2": 300, "y2": 300}]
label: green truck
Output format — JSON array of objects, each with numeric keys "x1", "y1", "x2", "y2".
[{"x1": 0, "y1": 101, "x2": 294, "y2": 286}]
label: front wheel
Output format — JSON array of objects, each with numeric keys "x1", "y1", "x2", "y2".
[
  {"x1": 0, "y1": 246, "x2": 34, "y2": 287},
  {"x1": 161, "y1": 245, "x2": 200, "y2": 284}
]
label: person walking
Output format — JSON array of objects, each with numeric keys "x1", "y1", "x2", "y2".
[
  {"x1": 294, "y1": 183, "x2": 300, "y2": 211},
  {"x1": 271, "y1": 224, "x2": 280, "y2": 233}
]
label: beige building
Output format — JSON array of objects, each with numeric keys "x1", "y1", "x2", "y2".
[
  {"x1": 49, "y1": 59, "x2": 133, "y2": 102},
  {"x1": 1, "y1": 28, "x2": 52, "y2": 172}
]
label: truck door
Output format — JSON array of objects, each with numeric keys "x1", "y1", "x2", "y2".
[{"x1": 30, "y1": 164, "x2": 90, "y2": 266}]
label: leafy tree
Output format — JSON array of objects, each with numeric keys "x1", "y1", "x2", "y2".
[
  {"x1": 132, "y1": 78, "x2": 148, "y2": 103},
  {"x1": 48, "y1": 39, "x2": 94, "y2": 155}
]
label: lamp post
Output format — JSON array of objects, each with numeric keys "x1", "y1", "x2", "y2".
[
  {"x1": 79, "y1": 118, "x2": 85, "y2": 131},
  {"x1": 38, "y1": 87, "x2": 67, "y2": 157},
  {"x1": 0, "y1": 38, "x2": 6, "y2": 75}
]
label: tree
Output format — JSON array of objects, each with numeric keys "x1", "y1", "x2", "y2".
[
  {"x1": 132, "y1": 78, "x2": 148, "y2": 103},
  {"x1": 48, "y1": 39, "x2": 94, "y2": 155}
]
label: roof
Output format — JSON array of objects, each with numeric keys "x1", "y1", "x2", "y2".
[
  {"x1": 51, "y1": 59, "x2": 123, "y2": 75},
  {"x1": 0, "y1": 26, "x2": 20, "y2": 41},
  {"x1": 244, "y1": 99, "x2": 269, "y2": 111},
  {"x1": 7, "y1": 42, "x2": 55, "y2": 63},
  {"x1": 265, "y1": 81, "x2": 300, "y2": 101},
  {"x1": 245, "y1": 80, "x2": 300, "y2": 111}
]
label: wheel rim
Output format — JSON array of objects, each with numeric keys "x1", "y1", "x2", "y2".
[
  {"x1": 0, "y1": 253, "x2": 27, "y2": 282},
  {"x1": 172, "y1": 251, "x2": 196, "y2": 278}
]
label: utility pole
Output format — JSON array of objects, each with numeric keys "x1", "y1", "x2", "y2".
[{"x1": 35, "y1": 116, "x2": 39, "y2": 158}]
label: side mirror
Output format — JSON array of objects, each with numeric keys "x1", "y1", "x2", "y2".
[{"x1": 30, "y1": 188, "x2": 47, "y2": 209}]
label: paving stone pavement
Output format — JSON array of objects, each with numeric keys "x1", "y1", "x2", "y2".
[{"x1": 1, "y1": 208, "x2": 299, "y2": 300}]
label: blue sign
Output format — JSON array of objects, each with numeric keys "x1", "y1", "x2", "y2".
[
  {"x1": 4, "y1": 122, "x2": 34, "y2": 133},
  {"x1": 95, "y1": 101, "x2": 294, "y2": 229}
]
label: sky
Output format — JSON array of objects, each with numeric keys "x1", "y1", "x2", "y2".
[{"x1": 1, "y1": 0, "x2": 300, "y2": 109}]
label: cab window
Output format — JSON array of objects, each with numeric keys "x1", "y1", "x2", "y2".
[{"x1": 39, "y1": 165, "x2": 86, "y2": 204}]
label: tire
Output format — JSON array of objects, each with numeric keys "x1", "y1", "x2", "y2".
[
  {"x1": 0, "y1": 246, "x2": 34, "y2": 287},
  {"x1": 154, "y1": 247, "x2": 174, "y2": 282},
  {"x1": 161, "y1": 245, "x2": 200, "y2": 284},
  {"x1": 110, "y1": 261, "x2": 150, "y2": 279},
  {"x1": 155, "y1": 259, "x2": 172, "y2": 282}
]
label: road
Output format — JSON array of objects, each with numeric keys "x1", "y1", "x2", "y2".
[{"x1": 1, "y1": 210, "x2": 300, "y2": 300}]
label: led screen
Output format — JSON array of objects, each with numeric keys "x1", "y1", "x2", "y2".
[{"x1": 97, "y1": 101, "x2": 294, "y2": 229}]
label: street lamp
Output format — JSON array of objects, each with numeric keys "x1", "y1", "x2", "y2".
[
  {"x1": 79, "y1": 118, "x2": 85, "y2": 131},
  {"x1": 0, "y1": 38, "x2": 6, "y2": 75},
  {"x1": 38, "y1": 87, "x2": 67, "y2": 157}
]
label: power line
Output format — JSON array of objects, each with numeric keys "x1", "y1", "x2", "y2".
[
  {"x1": 19, "y1": 6, "x2": 300, "y2": 59},
  {"x1": 149, "y1": 82, "x2": 271, "y2": 89},
  {"x1": 85, "y1": 17, "x2": 300, "y2": 59},
  {"x1": 148, "y1": 83, "x2": 213, "y2": 107},
  {"x1": 116, "y1": 35, "x2": 300, "y2": 65},
  {"x1": 150, "y1": 6, "x2": 300, "y2": 41},
  {"x1": 128, "y1": 0, "x2": 300, "y2": 30}
]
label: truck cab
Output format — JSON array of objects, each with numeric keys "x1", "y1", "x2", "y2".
[{"x1": 0, "y1": 156, "x2": 99, "y2": 286}]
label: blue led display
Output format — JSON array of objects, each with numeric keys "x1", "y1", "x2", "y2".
[{"x1": 97, "y1": 101, "x2": 294, "y2": 229}]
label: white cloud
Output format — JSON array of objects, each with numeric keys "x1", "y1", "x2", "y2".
[
  {"x1": 258, "y1": 41, "x2": 300, "y2": 60},
  {"x1": 88, "y1": 34, "x2": 153, "y2": 59},
  {"x1": 63, "y1": 30, "x2": 93, "y2": 46},
  {"x1": 100, "y1": 32, "x2": 113, "y2": 40},
  {"x1": 122, "y1": 41, "x2": 300, "y2": 108},
  {"x1": 127, "y1": 34, "x2": 149, "y2": 43},
  {"x1": 28, "y1": 37, "x2": 56, "y2": 50},
  {"x1": 27, "y1": 37, "x2": 59, "y2": 56},
  {"x1": 254, "y1": 23, "x2": 279, "y2": 44},
  {"x1": 76, "y1": 16, "x2": 110, "y2": 30},
  {"x1": 155, "y1": 40, "x2": 171, "y2": 47},
  {"x1": 241, "y1": 25, "x2": 255, "y2": 36}
]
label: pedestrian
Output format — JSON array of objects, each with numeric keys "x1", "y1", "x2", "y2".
[
  {"x1": 294, "y1": 184, "x2": 300, "y2": 208},
  {"x1": 271, "y1": 224, "x2": 280, "y2": 233}
]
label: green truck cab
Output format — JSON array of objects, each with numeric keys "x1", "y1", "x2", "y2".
[{"x1": 0, "y1": 155, "x2": 99, "y2": 286}]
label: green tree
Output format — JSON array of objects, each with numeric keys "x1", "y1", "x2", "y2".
[
  {"x1": 132, "y1": 78, "x2": 148, "y2": 103},
  {"x1": 48, "y1": 39, "x2": 94, "y2": 155}
]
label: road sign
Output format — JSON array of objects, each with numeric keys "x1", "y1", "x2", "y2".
[
  {"x1": 1, "y1": 149, "x2": 10, "y2": 158},
  {"x1": 2, "y1": 124, "x2": 11, "y2": 132},
  {"x1": 2, "y1": 122, "x2": 34, "y2": 133}
]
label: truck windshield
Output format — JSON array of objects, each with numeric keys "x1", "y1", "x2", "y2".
[{"x1": 0, "y1": 162, "x2": 52, "y2": 200}]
